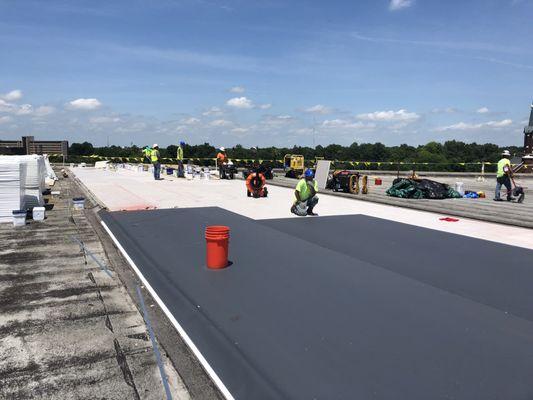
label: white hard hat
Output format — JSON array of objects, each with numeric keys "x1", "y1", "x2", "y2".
[
  {"x1": 220, "y1": 147, "x2": 225, "y2": 151},
  {"x1": 153, "y1": 143, "x2": 158, "y2": 148},
  {"x1": 502, "y1": 149, "x2": 510, "y2": 156}
]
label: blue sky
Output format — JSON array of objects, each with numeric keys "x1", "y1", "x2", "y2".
[{"x1": 1, "y1": 0, "x2": 532, "y2": 147}]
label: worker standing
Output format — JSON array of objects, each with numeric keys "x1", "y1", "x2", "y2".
[
  {"x1": 291, "y1": 169, "x2": 319, "y2": 216},
  {"x1": 494, "y1": 149, "x2": 514, "y2": 201},
  {"x1": 217, "y1": 147, "x2": 228, "y2": 178},
  {"x1": 151, "y1": 144, "x2": 162, "y2": 180},
  {"x1": 142, "y1": 146, "x2": 151, "y2": 164},
  {"x1": 177, "y1": 141, "x2": 185, "y2": 178}
]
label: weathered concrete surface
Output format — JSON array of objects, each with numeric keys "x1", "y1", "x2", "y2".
[{"x1": 0, "y1": 175, "x2": 190, "y2": 399}]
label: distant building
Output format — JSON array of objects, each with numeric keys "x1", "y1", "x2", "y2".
[
  {"x1": 0, "y1": 136, "x2": 68, "y2": 156},
  {"x1": 515, "y1": 102, "x2": 533, "y2": 173}
]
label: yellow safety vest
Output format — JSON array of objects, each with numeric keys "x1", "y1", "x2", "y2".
[
  {"x1": 177, "y1": 146, "x2": 184, "y2": 161},
  {"x1": 151, "y1": 149, "x2": 160, "y2": 163}
]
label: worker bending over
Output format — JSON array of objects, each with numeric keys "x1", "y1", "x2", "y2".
[
  {"x1": 177, "y1": 141, "x2": 185, "y2": 177},
  {"x1": 142, "y1": 146, "x2": 151, "y2": 164},
  {"x1": 494, "y1": 149, "x2": 514, "y2": 201},
  {"x1": 151, "y1": 143, "x2": 162, "y2": 180},
  {"x1": 291, "y1": 169, "x2": 319, "y2": 216},
  {"x1": 217, "y1": 147, "x2": 228, "y2": 178}
]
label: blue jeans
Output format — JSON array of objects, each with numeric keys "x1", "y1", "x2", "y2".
[
  {"x1": 153, "y1": 162, "x2": 161, "y2": 180},
  {"x1": 495, "y1": 176, "x2": 511, "y2": 199}
]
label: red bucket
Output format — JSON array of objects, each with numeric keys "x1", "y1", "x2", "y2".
[
  {"x1": 375, "y1": 178, "x2": 382, "y2": 185},
  {"x1": 205, "y1": 226, "x2": 230, "y2": 269}
]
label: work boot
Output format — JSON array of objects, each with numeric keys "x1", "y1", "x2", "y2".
[
  {"x1": 506, "y1": 196, "x2": 515, "y2": 202},
  {"x1": 307, "y1": 208, "x2": 318, "y2": 216},
  {"x1": 493, "y1": 198, "x2": 503, "y2": 202}
]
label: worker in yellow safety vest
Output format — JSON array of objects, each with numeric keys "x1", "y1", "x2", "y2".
[
  {"x1": 151, "y1": 144, "x2": 162, "y2": 180},
  {"x1": 291, "y1": 168, "x2": 319, "y2": 216},
  {"x1": 142, "y1": 146, "x2": 151, "y2": 164},
  {"x1": 494, "y1": 149, "x2": 514, "y2": 201},
  {"x1": 177, "y1": 141, "x2": 185, "y2": 177}
]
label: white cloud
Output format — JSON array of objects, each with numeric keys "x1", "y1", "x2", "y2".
[
  {"x1": 89, "y1": 116, "x2": 121, "y2": 124},
  {"x1": 180, "y1": 117, "x2": 201, "y2": 125},
  {"x1": 229, "y1": 86, "x2": 245, "y2": 93},
  {"x1": 34, "y1": 106, "x2": 56, "y2": 117},
  {"x1": 1, "y1": 89, "x2": 23, "y2": 101},
  {"x1": 322, "y1": 119, "x2": 375, "y2": 129},
  {"x1": 17, "y1": 104, "x2": 33, "y2": 115},
  {"x1": 389, "y1": 0, "x2": 413, "y2": 11},
  {"x1": 210, "y1": 119, "x2": 233, "y2": 127},
  {"x1": 0, "y1": 99, "x2": 33, "y2": 115},
  {"x1": 357, "y1": 109, "x2": 420, "y2": 122},
  {"x1": 0, "y1": 116, "x2": 12, "y2": 124},
  {"x1": 202, "y1": 107, "x2": 224, "y2": 116},
  {"x1": 304, "y1": 104, "x2": 333, "y2": 114},
  {"x1": 68, "y1": 98, "x2": 102, "y2": 110},
  {"x1": 476, "y1": 107, "x2": 490, "y2": 114},
  {"x1": 431, "y1": 107, "x2": 458, "y2": 114},
  {"x1": 259, "y1": 103, "x2": 272, "y2": 110},
  {"x1": 226, "y1": 96, "x2": 254, "y2": 109},
  {"x1": 231, "y1": 127, "x2": 249, "y2": 136},
  {"x1": 436, "y1": 119, "x2": 513, "y2": 131}
]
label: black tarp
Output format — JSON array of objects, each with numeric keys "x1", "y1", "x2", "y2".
[
  {"x1": 101, "y1": 208, "x2": 533, "y2": 400},
  {"x1": 387, "y1": 178, "x2": 462, "y2": 199}
]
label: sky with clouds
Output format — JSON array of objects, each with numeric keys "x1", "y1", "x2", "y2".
[{"x1": 0, "y1": 0, "x2": 532, "y2": 148}]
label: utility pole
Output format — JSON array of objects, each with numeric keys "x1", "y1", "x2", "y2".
[{"x1": 312, "y1": 116, "x2": 316, "y2": 148}]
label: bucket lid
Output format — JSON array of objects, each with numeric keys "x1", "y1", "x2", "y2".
[{"x1": 12, "y1": 210, "x2": 26, "y2": 215}]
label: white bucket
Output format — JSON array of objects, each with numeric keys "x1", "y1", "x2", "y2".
[
  {"x1": 455, "y1": 182, "x2": 465, "y2": 196},
  {"x1": 203, "y1": 169, "x2": 211, "y2": 180},
  {"x1": 12, "y1": 210, "x2": 26, "y2": 227},
  {"x1": 33, "y1": 206, "x2": 45, "y2": 221},
  {"x1": 72, "y1": 197, "x2": 85, "y2": 210}
]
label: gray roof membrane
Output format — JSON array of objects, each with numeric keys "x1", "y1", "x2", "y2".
[{"x1": 100, "y1": 207, "x2": 533, "y2": 400}]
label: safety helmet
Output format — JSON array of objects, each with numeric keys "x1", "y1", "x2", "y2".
[
  {"x1": 502, "y1": 149, "x2": 511, "y2": 156},
  {"x1": 304, "y1": 168, "x2": 314, "y2": 178},
  {"x1": 220, "y1": 147, "x2": 226, "y2": 151},
  {"x1": 180, "y1": 141, "x2": 185, "y2": 146},
  {"x1": 153, "y1": 143, "x2": 159, "y2": 148}
]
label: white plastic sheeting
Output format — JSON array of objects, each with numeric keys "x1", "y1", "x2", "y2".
[
  {"x1": 0, "y1": 163, "x2": 23, "y2": 223},
  {"x1": 43, "y1": 155, "x2": 58, "y2": 180}
]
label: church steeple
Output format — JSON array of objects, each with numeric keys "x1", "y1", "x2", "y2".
[{"x1": 524, "y1": 101, "x2": 533, "y2": 156}]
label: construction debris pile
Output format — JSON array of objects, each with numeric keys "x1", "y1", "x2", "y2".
[
  {"x1": 0, "y1": 155, "x2": 57, "y2": 223},
  {"x1": 386, "y1": 178, "x2": 462, "y2": 200}
]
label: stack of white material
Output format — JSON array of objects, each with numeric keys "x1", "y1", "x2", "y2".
[
  {"x1": 0, "y1": 163, "x2": 23, "y2": 223},
  {"x1": 0, "y1": 155, "x2": 46, "y2": 211}
]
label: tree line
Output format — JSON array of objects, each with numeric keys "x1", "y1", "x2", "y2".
[{"x1": 66, "y1": 140, "x2": 523, "y2": 172}]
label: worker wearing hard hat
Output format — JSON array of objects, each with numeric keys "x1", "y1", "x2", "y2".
[
  {"x1": 217, "y1": 147, "x2": 228, "y2": 178},
  {"x1": 494, "y1": 149, "x2": 514, "y2": 201},
  {"x1": 177, "y1": 141, "x2": 185, "y2": 177},
  {"x1": 151, "y1": 144, "x2": 162, "y2": 180},
  {"x1": 142, "y1": 146, "x2": 151, "y2": 164},
  {"x1": 291, "y1": 169, "x2": 319, "y2": 216}
]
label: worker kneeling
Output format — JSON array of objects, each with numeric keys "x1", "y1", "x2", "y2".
[{"x1": 291, "y1": 169, "x2": 319, "y2": 216}]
